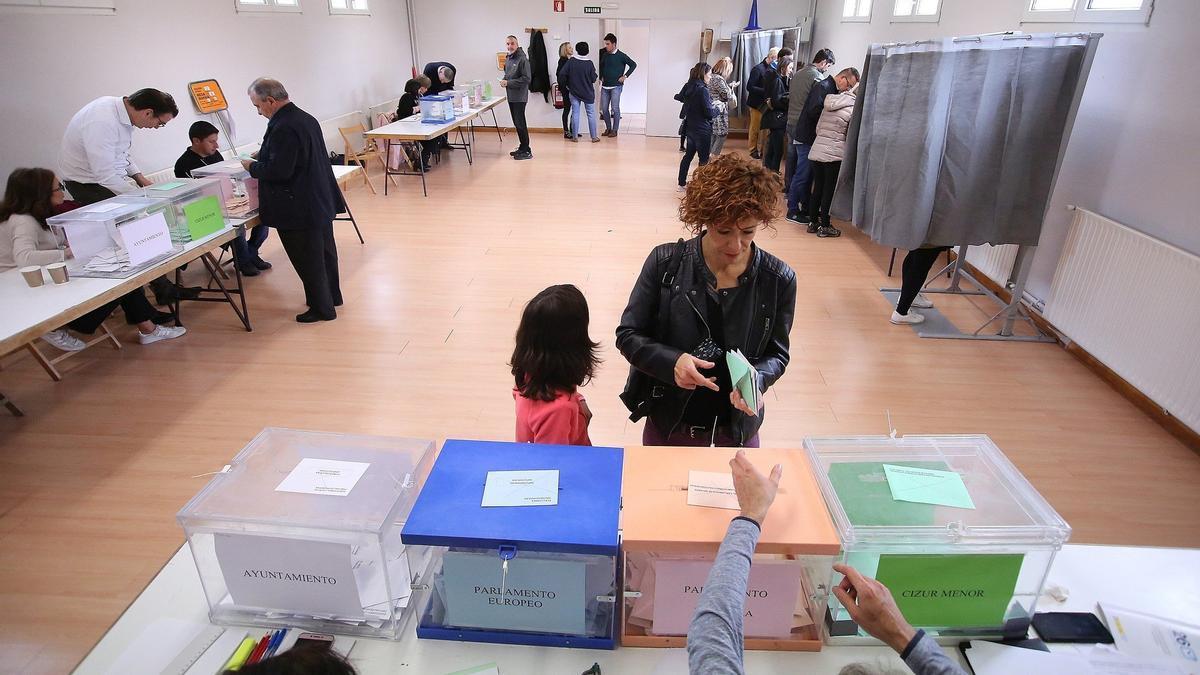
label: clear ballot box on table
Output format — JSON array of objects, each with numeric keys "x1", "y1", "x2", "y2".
[
  {"x1": 176, "y1": 428, "x2": 436, "y2": 640},
  {"x1": 135, "y1": 178, "x2": 226, "y2": 244},
  {"x1": 190, "y1": 159, "x2": 260, "y2": 219},
  {"x1": 46, "y1": 195, "x2": 180, "y2": 279},
  {"x1": 401, "y1": 439, "x2": 624, "y2": 649},
  {"x1": 802, "y1": 434, "x2": 1071, "y2": 644},
  {"x1": 418, "y1": 95, "x2": 455, "y2": 123},
  {"x1": 620, "y1": 446, "x2": 840, "y2": 651}
]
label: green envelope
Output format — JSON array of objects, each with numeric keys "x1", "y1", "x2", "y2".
[{"x1": 725, "y1": 349, "x2": 757, "y2": 412}]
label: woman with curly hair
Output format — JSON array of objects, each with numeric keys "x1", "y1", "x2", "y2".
[{"x1": 616, "y1": 154, "x2": 797, "y2": 447}]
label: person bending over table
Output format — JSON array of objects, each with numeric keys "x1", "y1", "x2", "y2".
[
  {"x1": 175, "y1": 121, "x2": 271, "y2": 278},
  {"x1": 423, "y1": 62, "x2": 457, "y2": 151},
  {"x1": 686, "y1": 451, "x2": 968, "y2": 675},
  {"x1": 616, "y1": 154, "x2": 796, "y2": 448},
  {"x1": 0, "y1": 168, "x2": 186, "y2": 348},
  {"x1": 241, "y1": 78, "x2": 343, "y2": 323}
]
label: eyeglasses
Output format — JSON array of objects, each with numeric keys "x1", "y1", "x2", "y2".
[
  {"x1": 52, "y1": 183, "x2": 65, "y2": 193},
  {"x1": 153, "y1": 116, "x2": 170, "y2": 128}
]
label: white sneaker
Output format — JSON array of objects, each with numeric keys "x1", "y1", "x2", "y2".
[
  {"x1": 910, "y1": 293, "x2": 934, "y2": 309},
  {"x1": 138, "y1": 325, "x2": 187, "y2": 345},
  {"x1": 890, "y1": 310, "x2": 926, "y2": 325},
  {"x1": 42, "y1": 329, "x2": 86, "y2": 352}
]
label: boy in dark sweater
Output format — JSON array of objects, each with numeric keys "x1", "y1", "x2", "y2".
[{"x1": 598, "y1": 32, "x2": 637, "y2": 137}]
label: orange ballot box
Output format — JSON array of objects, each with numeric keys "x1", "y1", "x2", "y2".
[{"x1": 620, "y1": 446, "x2": 841, "y2": 651}]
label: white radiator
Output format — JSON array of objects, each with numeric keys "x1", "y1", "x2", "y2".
[
  {"x1": 1044, "y1": 207, "x2": 1200, "y2": 433},
  {"x1": 964, "y1": 243, "x2": 1019, "y2": 287}
]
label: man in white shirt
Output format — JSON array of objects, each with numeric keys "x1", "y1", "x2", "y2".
[{"x1": 60, "y1": 88, "x2": 178, "y2": 205}]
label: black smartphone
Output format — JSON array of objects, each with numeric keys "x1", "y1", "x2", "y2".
[
  {"x1": 292, "y1": 632, "x2": 335, "y2": 651},
  {"x1": 1032, "y1": 612, "x2": 1115, "y2": 643}
]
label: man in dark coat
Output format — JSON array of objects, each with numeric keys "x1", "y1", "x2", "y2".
[
  {"x1": 422, "y1": 62, "x2": 456, "y2": 95},
  {"x1": 242, "y1": 78, "x2": 343, "y2": 323}
]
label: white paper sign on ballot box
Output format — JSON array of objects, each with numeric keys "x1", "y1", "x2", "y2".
[
  {"x1": 214, "y1": 533, "x2": 365, "y2": 619},
  {"x1": 118, "y1": 211, "x2": 175, "y2": 267}
]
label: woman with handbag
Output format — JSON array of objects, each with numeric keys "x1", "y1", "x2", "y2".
[
  {"x1": 708, "y1": 57, "x2": 738, "y2": 156},
  {"x1": 760, "y1": 56, "x2": 793, "y2": 173},
  {"x1": 616, "y1": 154, "x2": 797, "y2": 448},
  {"x1": 555, "y1": 42, "x2": 573, "y2": 139}
]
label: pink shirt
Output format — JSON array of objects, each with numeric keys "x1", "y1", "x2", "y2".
[{"x1": 513, "y1": 388, "x2": 592, "y2": 446}]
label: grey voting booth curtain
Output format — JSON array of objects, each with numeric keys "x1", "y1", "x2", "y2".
[
  {"x1": 831, "y1": 33, "x2": 1098, "y2": 250},
  {"x1": 731, "y1": 27, "x2": 805, "y2": 112}
]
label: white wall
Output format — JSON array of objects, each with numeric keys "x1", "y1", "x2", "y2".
[
  {"x1": 0, "y1": 0, "x2": 412, "y2": 182},
  {"x1": 810, "y1": 0, "x2": 1200, "y2": 301},
  {"x1": 409, "y1": 0, "x2": 810, "y2": 130}
]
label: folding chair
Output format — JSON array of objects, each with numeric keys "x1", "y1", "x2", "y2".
[{"x1": 339, "y1": 123, "x2": 397, "y2": 195}]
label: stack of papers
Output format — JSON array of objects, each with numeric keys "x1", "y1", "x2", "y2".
[
  {"x1": 725, "y1": 349, "x2": 757, "y2": 411},
  {"x1": 82, "y1": 246, "x2": 131, "y2": 274}
]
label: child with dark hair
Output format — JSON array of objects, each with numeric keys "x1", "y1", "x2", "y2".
[{"x1": 510, "y1": 284, "x2": 601, "y2": 446}]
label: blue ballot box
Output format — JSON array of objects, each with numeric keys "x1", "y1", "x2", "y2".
[{"x1": 401, "y1": 439, "x2": 623, "y2": 649}]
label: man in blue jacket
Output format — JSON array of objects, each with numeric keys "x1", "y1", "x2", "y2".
[
  {"x1": 745, "y1": 47, "x2": 779, "y2": 159},
  {"x1": 242, "y1": 78, "x2": 343, "y2": 323}
]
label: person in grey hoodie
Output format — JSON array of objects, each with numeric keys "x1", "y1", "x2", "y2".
[
  {"x1": 686, "y1": 450, "x2": 968, "y2": 675},
  {"x1": 502, "y1": 34, "x2": 533, "y2": 160}
]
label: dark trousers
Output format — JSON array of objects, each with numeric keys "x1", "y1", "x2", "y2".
[
  {"x1": 807, "y1": 160, "x2": 842, "y2": 224},
  {"x1": 763, "y1": 128, "x2": 786, "y2": 172},
  {"x1": 561, "y1": 99, "x2": 571, "y2": 134},
  {"x1": 642, "y1": 419, "x2": 760, "y2": 448},
  {"x1": 786, "y1": 144, "x2": 813, "y2": 214},
  {"x1": 783, "y1": 134, "x2": 796, "y2": 187},
  {"x1": 63, "y1": 181, "x2": 116, "y2": 206},
  {"x1": 897, "y1": 246, "x2": 950, "y2": 315},
  {"x1": 231, "y1": 225, "x2": 270, "y2": 268},
  {"x1": 679, "y1": 127, "x2": 712, "y2": 186},
  {"x1": 509, "y1": 102, "x2": 530, "y2": 153},
  {"x1": 68, "y1": 288, "x2": 156, "y2": 334},
  {"x1": 277, "y1": 223, "x2": 342, "y2": 318}
]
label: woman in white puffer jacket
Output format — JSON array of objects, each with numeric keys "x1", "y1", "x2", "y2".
[{"x1": 806, "y1": 85, "x2": 858, "y2": 237}]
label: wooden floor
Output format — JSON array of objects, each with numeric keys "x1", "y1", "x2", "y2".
[{"x1": 2, "y1": 134, "x2": 1198, "y2": 673}]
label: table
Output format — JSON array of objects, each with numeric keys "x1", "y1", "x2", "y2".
[
  {"x1": 365, "y1": 94, "x2": 507, "y2": 197},
  {"x1": 0, "y1": 226, "x2": 250, "y2": 415},
  {"x1": 73, "y1": 543, "x2": 1200, "y2": 674}
]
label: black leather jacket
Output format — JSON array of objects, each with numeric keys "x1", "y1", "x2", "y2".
[{"x1": 616, "y1": 235, "x2": 797, "y2": 445}]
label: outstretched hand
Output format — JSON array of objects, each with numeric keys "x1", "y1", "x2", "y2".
[
  {"x1": 729, "y1": 450, "x2": 782, "y2": 524},
  {"x1": 831, "y1": 563, "x2": 917, "y2": 653}
]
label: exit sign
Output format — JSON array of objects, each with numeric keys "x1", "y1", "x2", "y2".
[
  {"x1": 553, "y1": 0, "x2": 564, "y2": 11},
  {"x1": 583, "y1": 6, "x2": 601, "y2": 13}
]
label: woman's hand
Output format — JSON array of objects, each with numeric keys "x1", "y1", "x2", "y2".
[
  {"x1": 730, "y1": 388, "x2": 762, "y2": 417},
  {"x1": 674, "y1": 353, "x2": 719, "y2": 391}
]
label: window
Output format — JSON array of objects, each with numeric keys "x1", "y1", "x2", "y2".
[
  {"x1": 329, "y1": 0, "x2": 368, "y2": 14},
  {"x1": 1022, "y1": 0, "x2": 1153, "y2": 24},
  {"x1": 236, "y1": 0, "x2": 302, "y2": 13},
  {"x1": 842, "y1": 0, "x2": 872, "y2": 22},
  {"x1": 0, "y1": 0, "x2": 116, "y2": 14},
  {"x1": 892, "y1": 0, "x2": 941, "y2": 22}
]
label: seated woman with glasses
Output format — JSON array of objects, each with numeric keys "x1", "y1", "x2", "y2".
[{"x1": 0, "y1": 168, "x2": 187, "y2": 350}]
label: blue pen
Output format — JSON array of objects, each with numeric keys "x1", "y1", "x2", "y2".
[{"x1": 263, "y1": 629, "x2": 287, "y2": 660}]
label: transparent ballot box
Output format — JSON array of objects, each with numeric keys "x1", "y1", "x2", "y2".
[
  {"x1": 401, "y1": 439, "x2": 624, "y2": 649},
  {"x1": 444, "y1": 89, "x2": 468, "y2": 114},
  {"x1": 467, "y1": 80, "x2": 483, "y2": 106},
  {"x1": 802, "y1": 434, "x2": 1071, "y2": 644},
  {"x1": 46, "y1": 196, "x2": 180, "y2": 279},
  {"x1": 137, "y1": 178, "x2": 226, "y2": 244},
  {"x1": 419, "y1": 95, "x2": 455, "y2": 123},
  {"x1": 177, "y1": 428, "x2": 436, "y2": 640},
  {"x1": 190, "y1": 159, "x2": 260, "y2": 218},
  {"x1": 621, "y1": 446, "x2": 840, "y2": 651}
]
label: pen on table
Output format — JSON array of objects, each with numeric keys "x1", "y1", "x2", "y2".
[
  {"x1": 263, "y1": 629, "x2": 288, "y2": 660},
  {"x1": 221, "y1": 636, "x2": 257, "y2": 672},
  {"x1": 246, "y1": 632, "x2": 271, "y2": 665}
]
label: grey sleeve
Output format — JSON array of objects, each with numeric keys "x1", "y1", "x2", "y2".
[
  {"x1": 903, "y1": 631, "x2": 970, "y2": 675},
  {"x1": 686, "y1": 518, "x2": 761, "y2": 675}
]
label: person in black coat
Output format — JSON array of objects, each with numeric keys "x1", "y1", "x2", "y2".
[
  {"x1": 760, "y1": 56, "x2": 793, "y2": 173},
  {"x1": 676, "y1": 62, "x2": 720, "y2": 188},
  {"x1": 396, "y1": 76, "x2": 437, "y2": 170},
  {"x1": 422, "y1": 62, "x2": 456, "y2": 95},
  {"x1": 242, "y1": 78, "x2": 343, "y2": 323},
  {"x1": 745, "y1": 48, "x2": 778, "y2": 158},
  {"x1": 556, "y1": 41, "x2": 573, "y2": 138}
]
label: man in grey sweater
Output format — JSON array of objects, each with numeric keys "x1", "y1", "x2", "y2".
[
  {"x1": 502, "y1": 34, "x2": 533, "y2": 160},
  {"x1": 686, "y1": 451, "x2": 968, "y2": 675},
  {"x1": 784, "y1": 48, "x2": 835, "y2": 194}
]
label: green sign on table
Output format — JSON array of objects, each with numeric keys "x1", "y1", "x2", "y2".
[
  {"x1": 183, "y1": 195, "x2": 224, "y2": 240},
  {"x1": 874, "y1": 554, "x2": 1024, "y2": 627}
]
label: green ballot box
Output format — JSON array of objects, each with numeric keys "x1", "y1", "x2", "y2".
[{"x1": 802, "y1": 435, "x2": 1071, "y2": 644}]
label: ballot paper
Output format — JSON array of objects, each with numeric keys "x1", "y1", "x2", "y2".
[
  {"x1": 481, "y1": 469, "x2": 559, "y2": 507},
  {"x1": 1100, "y1": 603, "x2": 1200, "y2": 672},
  {"x1": 883, "y1": 463, "x2": 975, "y2": 509},
  {"x1": 686, "y1": 470, "x2": 740, "y2": 510},
  {"x1": 275, "y1": 458, "x2": 370, "y2": 497},
  {"x1": 725, "y1": 349, "x2": 758, "y2": 412},
  {"x1": 82, "y1": 246, "x2": 131, "y2": 274}
]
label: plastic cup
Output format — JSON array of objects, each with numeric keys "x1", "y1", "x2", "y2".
[
  {"x1": 46, "y1": 262, "x2": 69, "y2": 284},
  {"x1": 20, "y1": 266, "x2": 44, "y2": 288}
]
